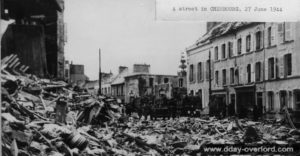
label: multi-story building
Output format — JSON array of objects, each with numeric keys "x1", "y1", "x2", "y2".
[
  {"x1": 186, "y1": 22, "x2": 300, "y2": 116},
  {"x1": 186, "y1": 37, "x2": 212, "y2": 111},
  {"x1": 124, "y1": 64, "x2": 180, "y2": 103}
]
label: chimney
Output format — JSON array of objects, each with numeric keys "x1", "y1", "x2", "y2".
[
  {"x1": 118, "y1": 66, "x2": 128, "y2": 74},
  {"x1": 133, "y1": 64, "x2": 150, "y2": 73}
]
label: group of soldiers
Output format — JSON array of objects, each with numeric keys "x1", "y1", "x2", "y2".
[{"x1": 125, "y1": 93, "x2": 203, "y2": 119}]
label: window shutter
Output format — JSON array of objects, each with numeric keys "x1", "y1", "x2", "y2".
[
  {"x1": 233, "y1": 40, "x2": 237, "y2": 56},
  {"x1": 278, "y1": 23, "x2": 284, "y2": 43},
  {"x1": 206, "y1": 62, "x2": 209, "y2": 80},
  {"x1": 239, "y1": 66, "x2": 244, "y2": 84},
  {"x1": 265, "y1": 60, "x2": 269, "y2": 80},
  {"x1": 202, "y1": 62, "x2": 205, "y2": 81},
  {"x1": 271, "y1": 24, "x2": 277, "y2": 46},
  {"x1": 279, "y1": 57, "x2": 284, "y2": 78},
  {"x1": 260, "y1": 30, "x2": 264, "y2": 49},
  {"x1": 260, "y1": 62, "x2": 263, "y2": 81},
  {"x1": 211, "y1": 62, "x2": 214, "y2": 80},
  {"x1": 226, "y1": 69, "x2": 230, "y2": 85},
  {"x1": 285, "y1": 22, "x2": 292, "y2": 41},
  {"x1": 251, "y1": 33, "x2": 255, "y2": 51},
  {"x1": 242, "y1": 36, "x2": 246, "y2": 54},
  {"x1": 224, "y1": 43, "x2": 227, "y2": 58},
  {"x1": 264, "y1": 28, "x2": 268, "y2": 48},
  {"x1": 251, "y1": 63, "x2": 255, "y2": 82}
]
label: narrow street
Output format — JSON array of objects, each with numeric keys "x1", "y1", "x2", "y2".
[
  {"x1": 1, "y1": 55, "x2": 300, "y2": 155},
  {"x1": 2, "y1": 0, "x2": 300, "y2": 155}
]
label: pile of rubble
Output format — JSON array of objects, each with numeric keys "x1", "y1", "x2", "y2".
[
  {"x1": 2, "y1": 55, "x2": 300, "y2": 155},
  {"x1": 1, "y1": 55, "x2": 125, "y2": 156}
]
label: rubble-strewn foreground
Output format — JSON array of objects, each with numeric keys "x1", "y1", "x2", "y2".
[{"x1": 2, "y1": 55, "x2": 300, "y2": 156}]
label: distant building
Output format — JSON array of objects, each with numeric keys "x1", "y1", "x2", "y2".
[
  {"x1": 70, "y1": 63, "x2": 89, "y2": 86},
  {"x1": 84, "y1": 72, "x2": 114, "y2": 95},
  {"x1": 100, "y1": 72, "x2": 114, "y2": 96},
  {"x1": 124, "y1": 64, "x2": 180, "y2": 103},
  {"x1": 111, "y1": 66, "x2": 129, "y2": 102}
]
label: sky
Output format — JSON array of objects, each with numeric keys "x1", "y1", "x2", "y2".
[{"x1": 64, "y1": 0, "x2": 206, "y2": 80}]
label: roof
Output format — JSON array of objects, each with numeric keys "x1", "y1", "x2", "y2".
[
  {"x1": 111, "y1": 68, "x2": 129, "y2": 85},
  {"x1": 124, "y1": 73, "x2": 177, "y2": 78},
  {"x1": 188, "y1": 22, "x2": 258, "y2": 50}
]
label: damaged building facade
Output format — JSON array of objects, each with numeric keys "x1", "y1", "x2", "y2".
[
  {"x1": 124, "y1": 64, "x2": 180, "y2": 103},
  {"x1": 1, "y1": 0, "x2": 66, "y2": 79},
  {"x1": 187, "y1": 22, "x2": 300, "y2": 117},
  {"x1": 110, "y1": 66, "x2": 129, "y2": 102}
]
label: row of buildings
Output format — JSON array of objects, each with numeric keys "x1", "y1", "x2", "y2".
[
  {"x1": 84, "y1": 63, "x2": 187, "y2": 103},
  {"x1": 186, "y1": 22, "x2": 300, "y2": 116}
]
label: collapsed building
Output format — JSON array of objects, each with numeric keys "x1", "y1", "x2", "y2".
[{"x1": 1, "y1": 0, "x2": 66, "y2": 79}]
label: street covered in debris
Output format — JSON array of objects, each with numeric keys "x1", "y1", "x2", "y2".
[
  {"x1": 2, "y1": 0, "x2": 300, "y2": 155},
  {"x1": 2, "y1": 55, "x2": 300, "y2": 156}
]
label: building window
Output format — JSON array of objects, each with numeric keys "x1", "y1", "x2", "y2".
[
  {"x1": 268, "y1": 92, "x2": 274, "y2": 111},
  {"x1": 280, "y1": 91, "x2": 287, "y2": 109},
  {"x1": 267, "y1": 27, "x2": 272, "y2": 47},
  {"x1": 222, "y1": 69, "x2": 226, "y2": 85},
  {"x1": 283, "y1": 22, "x2": 292, "y2": 41},
  {"x1": 189, "y1": 64, "x2": 194, "y2": 82},
  {"x1": 206, "y1": 60, "x2": 210, "y2": 80},
  {"x1": 214, "y1": 46, "x2": 218, "y2": 60},
  {"x1": 121, "y1": 85, "x2": 124, "y2": 95},
  {"x1": 149, "y1": 78, "x2": 154, "y2": 87},
  {"x1": 255, "y1": 62, "x2": 261, "y2": 82},
  {"x1": 268, "y1": 58, "x2": 275, "y2": 79},
  {"x1": 247, "y1": 64, "x2": 251, "y2": 83},
  {"x1": 164, "y1": 78, "x2": 169, "y2": 83},
  {"x1": 189, "y1": 90, "x2": 194, "y2": 96},
  {"x1": 255, "y1": 31, "x2": 262, "y2": 50},
  {"x1": 284, "y1": 54, "x2": 292, "y2": 76},
  {"x1": 278, "y1": 23, "x2": 284, "y2": 43},
  {"x1": 179, "y1": 78, "x2": 183, "y2": 87},
  {"x1": 295, "y1": 90, "x2": 300, "y2": 109},
  {"x1": 246, "y1": 35, "x2": 251, "y2": 52},
  {"x1": 197, "y1": 62, "x2": 203, "y2": 82},
  {"x1": 228, "y1": 42, "x2": 233, "y2": 58},
  {"x1": 230, "y1": 68, "x2": 234, "y2": 84},
  {"x1": 215, "y1": 71, "x2": 219, "y2": 85},
  {"x1": 237, "y1": 38, "x2": 242, "y2": 55},
  {"x1": 234, "y1": 69, "x2": 239, "y2": 84},
  {"x1": 221, "y1": 44, "x2": 226, "y2": 59}
]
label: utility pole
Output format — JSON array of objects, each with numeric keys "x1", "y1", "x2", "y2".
[
  {"x1": 208, "y1": 50, "x2": 212, "y2": 115},
  {"x1": 98, "y1": 49, "x2": 102, "y2": 95}
]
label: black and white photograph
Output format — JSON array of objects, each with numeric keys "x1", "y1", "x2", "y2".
[{"x1": 1, "y1": 0, "x2": 300, "y2": 155}]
